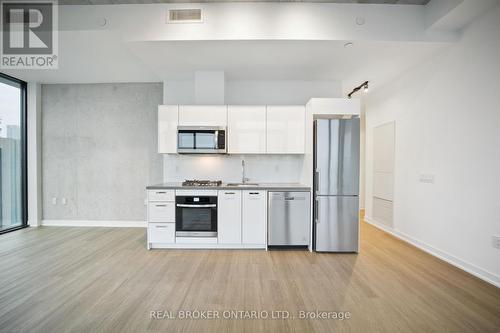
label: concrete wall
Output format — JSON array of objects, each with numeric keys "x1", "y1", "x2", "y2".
[
  {"x1": 41, "y1": 83, "x2": 163, "y2": 222},
  {"x1": 364, "y1": 4, "x2": 500, "y2": 287}
]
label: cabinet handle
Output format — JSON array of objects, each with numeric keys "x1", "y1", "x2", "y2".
[
  {"x1": 249, "y1": 192, "x2": 259, "y2": 195},
  {"x1": 155, "y1": 204, "x2": 167, "y2": 207},
  {"x1": 155, "y1": 225, "x2": 168, "y2": 228},
  {"x1": 156, "y1": 191, "x2": 166, "y2": 194},
  {"x1": 225, "y1": 192, "x2": 236, "y2": 195}
]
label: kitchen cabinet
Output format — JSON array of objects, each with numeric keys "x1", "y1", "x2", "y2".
[
  {"x1": 148, "y1": 202, "x2": 175, "y2": 223},
  {"x1": 159, "y1": 104, "x2": 307, "y2": 155},
  {"x1": 217, "y1": 190, "x2": 242, "y2": 244},
  {"x1": 148, "y1": 223, "x2": 175, "y2": 244},
  {"x1": 148, "y1": 189, "x2": 175, "y2": 202},
  {"x1": 147, "y1": 189, "x2": 176, "y2": 248},
  {"x1": 178, "y1": 105, "x2": 227, "y2": 126},
  {"x1": 227, "y1": 105, "x2": 266, "y2": 154},
  {"x1": 242, "y1": 190, "x2": 267, "y2": 245},
  {"x1": 266, "y1": 105, "x2": 305, "y2": 154},
  {"x1": 158, "y1": 105, "x2": 178, "y2": 154}
]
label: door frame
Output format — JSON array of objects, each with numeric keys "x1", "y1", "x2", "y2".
[{"x1": 0, "y1": 72, "x2": 28, "y2": 234}]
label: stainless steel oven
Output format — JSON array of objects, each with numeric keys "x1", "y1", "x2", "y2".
[
  {"x1": 176, "y1": 194, "x2": 217, "y2": 237},
  {"x1": 177, "y1": 126, "x2": 226, "y2": 154}
]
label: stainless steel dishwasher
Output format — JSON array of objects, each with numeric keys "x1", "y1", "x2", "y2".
[{"x1": 268, "y1": 191, "x2": 311, "y2": 249}]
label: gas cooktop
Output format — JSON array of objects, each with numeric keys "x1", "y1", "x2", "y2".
[{"x1": 182, "y1": 179, "x2": 223, "y2": 187}]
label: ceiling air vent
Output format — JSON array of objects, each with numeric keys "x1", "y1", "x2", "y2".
[{"x1": 167, "y1": 9, "x2": 202, "y2": 24}]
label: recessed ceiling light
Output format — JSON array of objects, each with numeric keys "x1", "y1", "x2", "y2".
[
  {"x1": 344, "y1": 42, "x2": 354, "y2": 48},
  {"x1": 97, "y1": 17, "x2": 107, "y2": 27},
  {"x1": 355, "y1": 17, "x2": 365, "y2": 25}
]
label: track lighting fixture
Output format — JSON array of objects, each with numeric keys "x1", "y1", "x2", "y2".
[{"x1": 348, "y1": 81, "x2": 369, "y2": 99}]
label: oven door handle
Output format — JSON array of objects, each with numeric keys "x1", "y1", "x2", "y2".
[{"x1": 176, "y1": 204, "x2": 217, "y2": 208}]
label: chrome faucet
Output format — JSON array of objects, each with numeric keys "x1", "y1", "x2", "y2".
[{"x1": 241, "y1": 159, "x2": 249, "y2": 184}]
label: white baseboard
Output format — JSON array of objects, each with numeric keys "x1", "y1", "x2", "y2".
[
  {"x1": 41, "y1": 220, "x2": 146, "y2": 228},
  {"x1": 364, "y1": 216, "x2": 500, "y2": 288}
]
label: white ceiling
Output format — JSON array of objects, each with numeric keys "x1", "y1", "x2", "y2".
[
  {"x1": 127, "y1": 40, "x2": 448, "y2": 83},
  {"x1": 59, "y1": 0, "x2": 431, "y2": 5},
  {"x1": 4, "y1": 37, "x2": 448, "y2": 91},
  {"x1": 4, "y1": 0, "x2": 480, "y2": 92}
]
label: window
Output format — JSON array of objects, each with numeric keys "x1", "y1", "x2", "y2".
[{"x1": 0, "y1": 73, "x2": 27, "y2": 234}]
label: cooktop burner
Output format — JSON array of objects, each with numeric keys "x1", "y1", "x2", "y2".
[{"x1": 182, "y1": 179, "x2": 222, "y2": 187}]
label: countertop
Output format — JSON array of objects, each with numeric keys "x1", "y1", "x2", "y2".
[{"x1": 146, "y1": 182, "x2": 310, "y2": 192}]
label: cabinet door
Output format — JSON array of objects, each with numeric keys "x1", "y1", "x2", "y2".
[
  {"x1": 158, "y1": 105, "x2": 178, "y2": 154},
  {"x1": 227, "y1": 105, "x2": 266, "y2": 154},
  {"x1": 148, "y1": 202, "x2": 175, "y2": 222},
  {"x1": 217, "y1": 190, "x2": 242, "y2": 244},
  {"x1": 242, "y1": 190, "x2": 267, "y2": 245},
  {"x1": 266, "y1": 105, "x2": 305, "y2": 154},
  {"x1": 178, "y1": 105, "x2": 227, "y2": 126},
  {"x1": 148, "y1": 223, "x2": 175, "y2": 244},
  {"x1": 148, "y1": 189, "x2": 175, "y2": 202}
]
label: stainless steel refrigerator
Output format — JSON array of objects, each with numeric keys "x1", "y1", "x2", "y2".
[{"x1": 313, "y1": 118, "x2": 360, "y2": 252}]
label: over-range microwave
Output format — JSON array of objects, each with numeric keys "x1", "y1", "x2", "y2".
[{"x1": 177, "y1": 126, "x2": 226, "y2": 154}]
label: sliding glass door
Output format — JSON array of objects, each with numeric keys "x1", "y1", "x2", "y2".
[{"x1": 0, "y1": 73, "x2": 27, "y2": 233}]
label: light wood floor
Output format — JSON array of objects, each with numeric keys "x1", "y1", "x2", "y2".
[{"x1": 0, "y1": 222, "x2": 499, "y2": 333}]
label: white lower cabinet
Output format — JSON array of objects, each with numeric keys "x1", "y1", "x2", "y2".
[
  {"x1": 217, "y1": 190, "x2": 242, "y2": 244},
  {"x1": 242, "y1": 190, "x2": 267, "y2": 245},
  {"x1": 146, "y1": 188, "x2": 268, "y2": 249},
  {"x1": 148, "y1": 223, "x2": 175, "y2": 244},
  {"x1": 147, "y1": 190, "x2": 176, "y2": 249},
  {"x1": 148, "y1": 202, "x2": 175, "y2": 223}
]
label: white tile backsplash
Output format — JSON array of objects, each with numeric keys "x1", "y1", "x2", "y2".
[{"x1": 163, "y1": 154, "x2": 304, "y2": 183}]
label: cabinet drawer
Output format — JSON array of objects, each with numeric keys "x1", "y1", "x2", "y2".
[
  {"x1": 148, "y1": 190, "x2": 175, "y2": 202},
  {"x1": 148, "y1": 223, "x2": 175, "y2": 244},
  {"x1": 148, "y1": 202, "x2": 175, "y2": 222}
]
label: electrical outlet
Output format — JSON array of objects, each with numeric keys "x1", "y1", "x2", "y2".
[
  {"x1": 492, "y1": 235, "x2": 500, "y2": 250},
  {"x1": 52, "y1": 197, "x2": 57, "y2": 205},
  {"x1": 419, "y1": 174, "x2": 435, "y2": 184},
  {"x1": 61, "y1": 198, "x2": 67, "y2": 205}
]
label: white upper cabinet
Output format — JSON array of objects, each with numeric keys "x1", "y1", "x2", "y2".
[
  {"x1": 159, "y1": 104, "x2": 306, "y2": 155},
  {"x1": 227, "y1": 105, "x2": 266, "y2": 154},
  {"x1": 266, "y1": 105, "x2": 305, "y2": 154},
  {"x1": 178, "y1": 105, "x2": 227, "y2": 126},
  {"x1": 218, "y1": 190, "x2": 242, "y2": 244},
  {"x1": 158, "y1": 105, "x2": 178, "y2": 154}
]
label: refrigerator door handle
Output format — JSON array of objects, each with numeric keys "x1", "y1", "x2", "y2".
[
  {"x1": 315, "y1": 197, "x2": 320, "y2": 224},
  {"x1": 315, "y1": 169, "x2": 320, "y2": 195}
]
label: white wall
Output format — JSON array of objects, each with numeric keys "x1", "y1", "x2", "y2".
[
  {"x1": 359, "y1": 105, "x2": 366, "y2": 210},
  {"x1": 164, "y1": 80, "x2": 341, "y2": 106},
  {"x1": 225, "y1": 81, "x2": 341, "y2": 105},
  {"x1": 27, "y1": 82, "x2": 42, "y2": 227},
  {"x1": 163, "y1": 154, "x2": 304, "y2": 184},
  {"x1": 365, "y1": 4, "x2": 500, "y2": 287},
  {"x1": 58, "y1": 3, "x2": 453, "y2": 42}
]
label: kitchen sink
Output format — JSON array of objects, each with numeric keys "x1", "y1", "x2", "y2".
[{"x1": 226, "y1": 183, "x2": 260, "y2": 187}]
